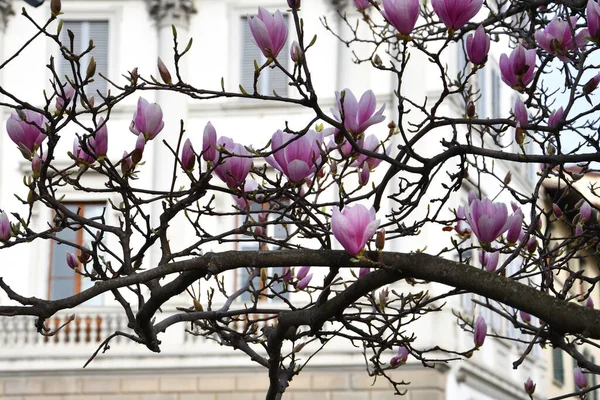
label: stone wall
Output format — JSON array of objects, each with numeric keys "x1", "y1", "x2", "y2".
[{"x1": 0, "y1": 367, "x2": 446, "y2": 400}]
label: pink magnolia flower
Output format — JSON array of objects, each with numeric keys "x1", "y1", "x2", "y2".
[
  {"x1": 390, "y1": 346, "x2": 409, "y2": 367},
  {"x1": 248, "y1": 8, "x2": 288, "y2": 59},
  {"x1": 359, "y1": 267, "x2": 370, "y2": 278},
  {"x1": 331, "y1": 204, "x2": 380, "y2": 256},
  {"x1": 55, "y1": 84, "x2": 75, "y2": 112},
  {"x1": 129, "y1": 97, "x2": 164, "y2": 141},
  {"x1": 574, "y1": 368, "x2": 588, "y2": 389},
  {"x1": 332, "y1": 89, "x2": 385, "y2": 136},
  {"x1": 588, "y1": 0, "x2": 600, "y2": 41},
  {"x1": 0, "y1": 212, "x2": 10, "y2": 241},
  {"x1": 281, "y1": 267, "x2": 293, "y2": 282},
  {"x1": 499, "y1": 44, "x2": 537, "y2": 90},
  {"x1": 381, "y1": 0, "x2": 420, "y2": 36},
  {"x1": 296, "y1": 273, "x2": 313, "y2": 290},
  {"x1": 353, "y1": 134, "x2": 386, "y2": 169},
  {"x1": 233, "y1": 180, "x2": 260, "y2": 209},
  {"x1": 580, "y1": 202, "x2": 592, "y2": 222},
  {"x1": 181, "y1": 138, "x2": 196, "y2": 171},
  {"x1": 474, "y1": 316, "x2": 487, "y2": 347},
  {"x1": 72, "y1": 138, "x2": 95, "y2": 165},
  {"x1": 513, "y1": 97, "x2": 528, "y2": 126},
  {"x1": 88, "y1": 118, "x2": 108, "y2": 159},
  {"x1": 290, "y1": 40, "x2": 301, "y2": 63},
  {"x1": 479, "y1": 251, "x2": 499, "y2": 272},
  {"x1": 548, "y1": 107, "x2": 564, "y2": 127},
  {"x1": 354, "y1": 0, "x2": 372, "y2": 11},
  {"x1": 213, "y1": 136, "x2": 253, "y2": 188},
  {"x1": 266, "y1": 130, "x2": 324, "y2": 183},
  {"x1": 535, "y1": 17, "x2": 588, "y2": 62},
  {"x1": 519, "y1": 310, "x2": 531, "y2": 323},
  {"x1": 203, "y1": 122, "x2": 217, "y2": 162},
  {"x1": 466, "y1": 25, "x2": 490, "y2": 65},
  {"x1": 506, "y1": 208, "x2": 523, "y2": 243},
  {"x1": 432, "y1": 0, "x2": 482, "y2": 31},
  {"x1": 297, "y1": 266, "x2": 311, "y2": 281},
  {"x1": 66, "y1": 252, "x2": 78, "y2": 269},
  {"x1": 358, "y1": 163, "x2": 370, "y2": 186},
  {"x1": 463, "y1": 198, "x2": 514, "y2": 244},
  {"x1": 6, "y1": 110, "x2": 48, "y2": 156}
]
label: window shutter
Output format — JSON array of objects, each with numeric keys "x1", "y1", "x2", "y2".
[
  {"x1": 240, "y1": 15, "x2": 288, "y2": 96},
  {"x1": 552, "y1": 348, "x2": 565, "y2": 384},
  {"x1": 58, "y1": 21, "x2": 109, "y2": 96}
]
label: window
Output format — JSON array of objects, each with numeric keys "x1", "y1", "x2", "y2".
[
  {"x1": 552, "y1": 348, "x2": 565, "y2": 385},
  {"x1": 48, "y1": 203, "x2": 105, "y2": 305},
  {"x1": 240, "y1": 15, "x2": 289, "y2": 96},
  {"x1": 235, "y1": 202, "x2": 290, "y2": 303},
  {"x1": 477, "y1": 69, "x2": 487, "y2": 118},
  {"x1": 58, "y1": 20, "x2": 109, "y2": 96}
]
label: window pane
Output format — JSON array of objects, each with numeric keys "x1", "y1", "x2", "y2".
[
  {"x1": 51, "y1": 229, "x2": 78, "y2": 278},
  {"x1": 50, "y1": 278, "x2": 75, "y2": 300},
  {"x1": 553, "y1": 348, "x2": 564, "y2": 383}
]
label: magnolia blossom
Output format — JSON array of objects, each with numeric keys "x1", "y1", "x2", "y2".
[
  {"x1": 290, "y1": 40, "x2": 301, "y2": 63},
  {"x1": 513, "y1": 97, "x2": 528, "y2": 126},
  {"x1": 390, "y1": 346, "x2": 409, "y2": 367},
  {"x1": 535, "y1": 17, "x2": 587, "y2": 62},
  {"x1": 0, "y1": 212, "x2": 10, "y2": 241},
  {"x1": 499, "y1": 44, "x2": 537, "y2": 90},
  {"x1": 266, "y1": 130, "x2": 324, "y2": 183},
  {"x1": 548, "y1": 107, "x2": 565, "y2": 127},
  {"x1": 212, "y1": 136, "x2": 253, "y2": 188},
  {"x1": 6, "y1": 110, "x2": 48, "y2": 156},
  {"x1": 88, "y1": 118, "x2": 108, "y2": 159},
  {"x1": 474, "y1": 316, "x2": 487, "y2": 347},
  {"x1": 331, "y1": 204, "x2": 380, "y2": 256},
  {"x1": 66, "y1": 252, "x2": 78, "y2": 269},
  {"x1": 580, "y1": 202, "x2": 592, "y2": 222},
  {"x1": 358, "y1": 163, "x2": 370, "y2": 186},
  {"x1": 203, "y1": 122, "x2": 217, "y2": 162},
  {"x1": 479, "y1": 251, "x2": 499, "y2": 272},
  {"x1": 354, "y1": 134, "x2": 386, "y2": 169},
  {"x1": 248, "y1": 8, "x2": 288, "y2": 58},
  {"x1": 129, "y1": 97, "x2": 164, "y2": 140},
  {"x1": 296, "y1": 273, "x2": 313, "y2": 290},
  {"x1": 574, "y1": 368, "x2": 588, "y2": 389},
  {"x1": 588, "y1": 0, "x2": 600, "y2": 41},
  {"x1": 358, "y1": 267, "x2": 370, "y2": 278},
  {"x1": 72, "y1": 138, "x2": 95, "y2": 165},
  {"x1": 463, "y1": 197, "x2": 516, "y2": 244},
  {"x1": 332, "y1": 89, "x2": 385, "y2": 136},
  {"x1": 354, "y1": 0, "x2": 372, "y2": 11},
  {"x1": 181, "y1": 139, "x2": 196, "y2": 171},
  {"x1": 431, "y1": 0, "x2": 483, "y2": 31},
  {"x1": 506, "y1": 208, "x2": 523, "y2": 243},
  {"x1": 466, "y1": 25, "x2": 490, "y2": 65},
  {"x1": 381, "y1": 0, "x2": 420, "y2": 36},
  {"x1": 55, "y1": 84, "x2": 75, "y2": 112}
]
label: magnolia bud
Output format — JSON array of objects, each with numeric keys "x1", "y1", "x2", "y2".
[
  {"x1": 474, "y1": 316, "x2": 487, "y2": 348},
  {"x1": 519, "y1": 310, "x2": 531, "y2": 323},
  {"x1": 158, "y1": 57, "x2": 172, "y2": 84},
  {"x1": 515, "y1": 124, "x2": 524, "y2": 146},
  {"x1": 466, "y1": 101, "x2": 475, "y2": 118},
  {"x1": 50, "y1": 0, "x2": 61, "y2": 15},
  {"x1": 524, "y1": 377, "x2": 536, "y2": 397},
  {"x1": 373, "y1": 54, "x2": 383, "y2": 66},
  {"x1": 130, "y1": 67, "x2": 139, "y2": 85},
  {"x1": 86, "y1": 56, "x2": 96, "y2": 80},
  {"x1": 297, "y1": 266, "x2": 310, "y2": 281},
  {"x1": 552, "y1": 203, "x2": 563, "y2": 218},
  {"x1": 358, "y1": 267, "x2": 370, "y2": 278},
  {"x1": 66, "y1": 252, "x2": 78, "y2": 269},
  {"x1": 586, "y1": 297, "x2": 595, "y2": 308},
  {"x1": 504, "y1": 171, "x2": 512, "y2": 185},
  {"x1": 376, "y1": 229, "x2": 385, "y2": 251}
]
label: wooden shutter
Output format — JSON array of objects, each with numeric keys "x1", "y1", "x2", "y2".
[
  {"x1": 552, "y1": 348, "x2": 565, "y2": 384},
  {"x1": 240, "y1": 15, "x2": 288, "y2": 96},
  {"x1": 58, "y1": 21, "x2": 109, "y2": 96}
]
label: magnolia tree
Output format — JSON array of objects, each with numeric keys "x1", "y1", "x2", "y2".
[{"x1": 2, "y1": 0, "x2": 600, "y2": 398}]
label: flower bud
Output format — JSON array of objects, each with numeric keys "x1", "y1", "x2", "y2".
[
  {"x1": 524, "y1": 377, "x2": 536, "y2": 396},
  {"x1": 359, "y1": 267, "x2": 370, "y2": 278},
  {"x1": 78, "y1": 248, "x2": 91, "y2": 264},
  {"x1": 290, "y1": 40, "x2": 301, "y2": 63},
  {"x1": 376, "y1": 229, "x2": 385, "y2": 251},
  {"x1": 281, "y1": 267, "x2": 294, "y2": 282},
  {"x1": 157, "y1": 57, "x2": 172, "y2": 84},
  {"x1": 202, "y1": 122, "x2": 217, "y2": 162},
  {"x1": 66, "y1": 252, "x2": 78, "y2": 269},
  {"x1": 297, "y1": 266, "x2": 310, "y2": 281},
  {"x1": 50, "y1": 0, "x2": 61, "y2": 15},
  {"x1": 515, "y1": 123, "x2": 525, "y2": 146},
  {"x1": 296, "y1": 273, "x2": 313, "y2": 290},
  {"x1": 480, "y1": 251, "x2": 499, "y2": 273},
  {"x1": 466, "y1": 100, "x2": 475, "y2": 118},
  {"x1": 287, "y1": 0, "x2": 301, "y2": 10},
  {"x1": 513, "y1": 97, "x2": 528, "y2": 126},
  {"x1": 31, "y1": 152, "x2": 41, "y2": 179},
  {"x1": 121, "y1": 151, "x2": 133, "y2": 175},
  {"x1": 0, "y1": 212, "x2": 10, "y2": 241},
  {"x1": 574, "y1": 367, "x2": 588, "y2": 389},
  {"x1": 583, "y1": 73, "x2": 600, "y2": 96},
  {"x1": 575, "y1": 224, "x2": 584, "y2": 236},
  {"x1": 390, "y1": 346, "x2": 409, "y2": 367},
  {"x1": 85, "y1": 57, "x2": 96, "y2": 81},
  {"x1": 548, "y1": 107, "x2": 564, "y2": 128},
  {"x1": 130, "y1": 67, "x2": 139, "y2": 85},
  {"x1": 580, "y1": 202, "x2": 592, "y2": 222},
  {"x1": 519, "y1": 310, "x2": 531, "y2": 323},
  {"x1": 466, "y1": 25, "x2": 490, "y2": 65},
  {"x1": 358, "y1": 163, "x2": 370, "y2": 186},
  {"x1": 504, "y1": 171, "x2": 512, "y2": 185},
  {"x1": 527, "y1": 236, "x2": 538, "y2": 253},
  {"x1": 474, "y1": 316, "x2": 487, "y2": 348},
  {"x1": 506, "y1": 209, "x2": 523, "y2": 244},
  {"x1": 552, "y1": 203, "x2": 563, "y2": 218},
  {"x1": 181, "y1": 138, "x2": 196, "y2": 171}
]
